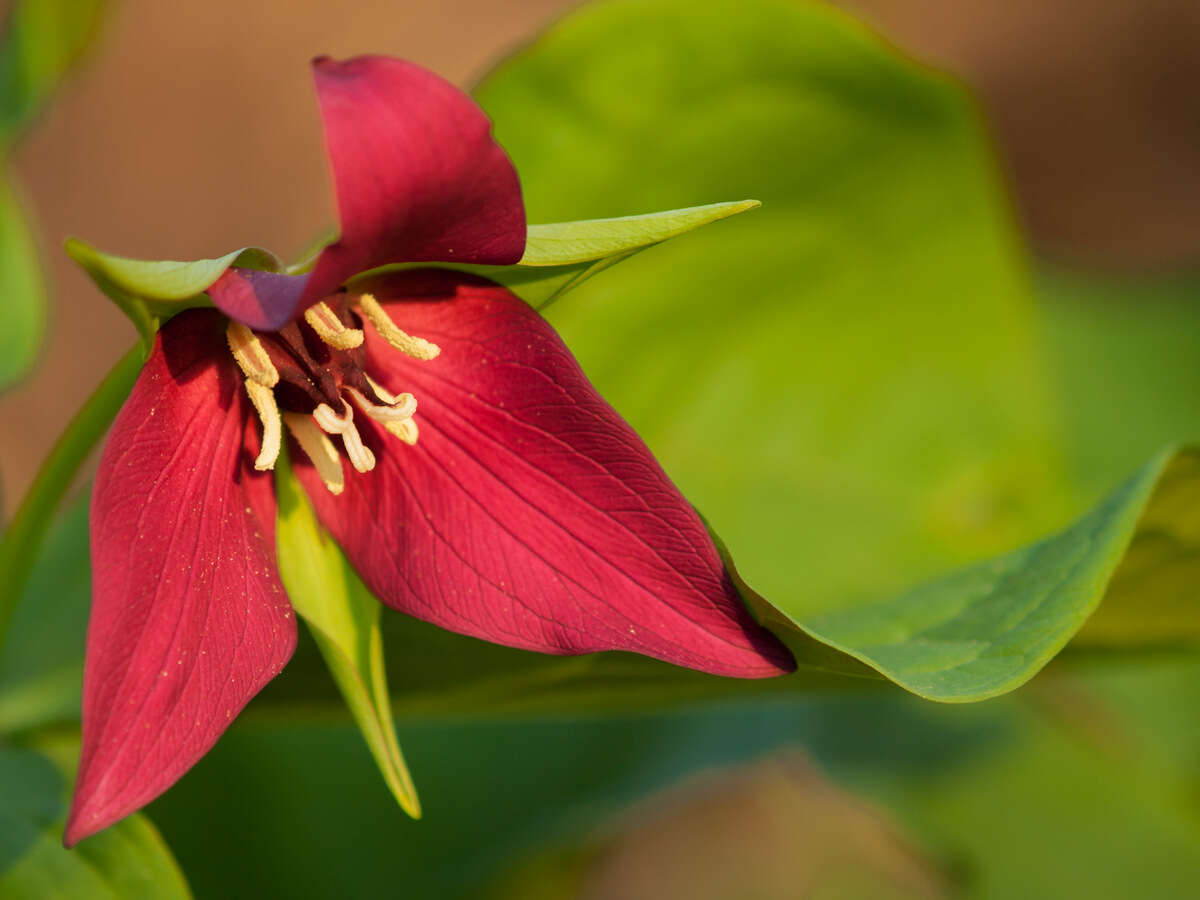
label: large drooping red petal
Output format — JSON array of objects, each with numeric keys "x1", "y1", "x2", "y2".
[
  {"x1": 302, "y1": 56, "x2": 526, "y2": 304},
  {"x1": 206, "y1": 267, "x2": 310, "y2": 331},
  {"x1": 295, "y1": 271, "x2": 793, "y2": 678},
  {"x1": 65, "y1": 310, "x2": 296, "y2": 846}
]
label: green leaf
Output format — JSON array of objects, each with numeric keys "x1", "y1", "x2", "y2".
[
  {"x1": 797, "y1": 447, "x2": 1198, "y2": 701},
  {"x1": 473, "y1": 0, "x2": 1200, "y2": 701},
  {"x1": 0, "y1": 176, "x2": 44, "y2": 390},
  {"x1": 518, "y1": 200, "x2": 760, "y2": 266},
  {"x1": 148, "y1": 671, "x2": 1200, "y2": 898},
  {"x1": 0, "y1": 0, "x2": 104, "y2": 142},
  {"x1": 0, "y1": 738, "x2": 190, "y2": 898},
  {"x1": 0, "y1": 494, "x2": 89, "y2": 733},
  {"x1": 274, "y1": 462, "x2": 420, "y2": 817}
]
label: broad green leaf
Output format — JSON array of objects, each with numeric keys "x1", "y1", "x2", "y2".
[
  {"x1": 474, "y1": 0, "x2": 1200, "y2": 700},
  {"x1": 797, "y1": 447, "x2": 1197, "y2": 700},
  {"x1": 1037, "y1": 268, "x2": 1200, "y2": 502},
  {"x1": 518, "y1": 200, "x2": 759, "y2": 266},
  {"x1": 477, "y1": 0, "x2": 1067, "y2": 621},
  {"x1": 0, "y1": 738, "x2": 190, "y2": 898},
  {"x1": 0, "y1": 177, "x2": 44, "y2": 390},
  {"x1": 0, "y1": 0, "x2": 104, "y2": 142},
  {"x1": 274, "y1": 463, "x2": 420, "y2": 817}
]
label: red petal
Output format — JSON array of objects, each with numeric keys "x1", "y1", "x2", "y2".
[
  {"x1": 296, "y1": 272, "x2": 793, "y2": 678},
  {"x1": 65, "y1": 310, "x2": 296, "y2": 846},
  {"x1": 303, "y1": 56, "x2": 526, "y2": 303},
  {"x1": 206, "y1": 267, "x2": 310, "y2": 331}
]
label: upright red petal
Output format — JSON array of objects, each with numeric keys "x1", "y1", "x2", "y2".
[
  {"x1": 303, "y1": 56, "x2": 526, "y2": 303},
  {"x1": 65, "y1": 310, "x2": 296, "y2": 846},
  {"x1": 296, "y1": 272, "x2": 793, "y2": 678}
]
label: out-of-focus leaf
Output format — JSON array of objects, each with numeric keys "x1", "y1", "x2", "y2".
[
  {"x1": 0, "y1": 738, "x2": 189, "y2": 898},
  {"x1": 0, "y1": 0, "x2": 104, "y2": 141},
  {"x1": 0, "y1": 495, "x2": 89, "y2": 733},
  {"x1": 865, "y1": 677, "x2": 1200, "y2": 900},
  {"x1": 149, "y1": 671, "x2": 1200, "y2": 899},
  {"x1": 1037, "y1": 268, "x2": 1200, "y2": 502},
  {"x1": 0, "y1": 177, "x2": 44, "y2": 390},
  {"x1": 148, "y1": 698, "x2": 977, "y2": 900},
  {"x1": 475, "y1": 0, "x2": 1200, "y2": 700},
  {"x1": 477, "y1": 0, "x2": 1066, "y2": 617},
  {"x1": 274, "y1": 464, "x2": 420, "y2": 817}
]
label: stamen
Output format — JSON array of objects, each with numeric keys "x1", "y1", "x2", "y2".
[
  {"x1": 227, "y1": 321, "x2": 279, "y2": 387},
  {"x1": 283, "y1": 412, "x2": 345, "y2": 495},
  {"x1": 346, "y1": 385, "x2": 417, "y2": 422},
  {"x1": 385, "y1": 417, "x2": 420, "y2": 446},
  {"x1": 304, "y1": 301, "x2": 364, "y2": 350},
  {"x1": 243, "y1": 380, "x2": 282, "y2": 471},
  {"x1": 357, "y1": 294, "x2": 441, "y2": 360}
]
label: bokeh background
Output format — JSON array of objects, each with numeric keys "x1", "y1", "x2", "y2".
[{"x1": 4, "y1": 1, "x2": 1200, "y2": 897}]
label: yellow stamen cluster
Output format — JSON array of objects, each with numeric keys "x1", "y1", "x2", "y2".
[{"x1": 225, "y1": 294, "x2": 440, "y2": 494}]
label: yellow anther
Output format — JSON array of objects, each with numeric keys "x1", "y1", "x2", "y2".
[
  {"x1": 304, "y1": 301, "x2": 364, "y2": 350},
  {"x1": 226, "y1": 321, "x2": 279, "y2": 388},
  {"x1": 243, "y1": 380, "x2": 282, "y2": 471},
  {"x1": 385, "y1": 417, "x2": 420, "y2": 446},
  {"x1": 357, "y1": 294, "x2": 441, "y2": 360},
  {"x1": 283, "y1": 412, "x2": 344, "y2": 495},
  {"x1": 347, "y1": 385, "x2": 417, "y2": 422}
]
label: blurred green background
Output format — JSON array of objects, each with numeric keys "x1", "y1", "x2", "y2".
[{"x1": 3, "y1": 0, "x2": 1200, "y2": 897}]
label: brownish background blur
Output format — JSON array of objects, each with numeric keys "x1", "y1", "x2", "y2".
[{"x1": 3, "y1": 0, "x2": 1200, "y2": 517}]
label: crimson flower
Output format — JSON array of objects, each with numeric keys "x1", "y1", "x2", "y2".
[{"x1": 65, "y1": 56, "x2": 793, "y2": 846}]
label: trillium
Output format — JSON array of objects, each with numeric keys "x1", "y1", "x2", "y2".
[{"x1": 64, "y1": 55, "x2": 793, "y2": 846}]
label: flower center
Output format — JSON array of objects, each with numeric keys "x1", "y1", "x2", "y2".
[{"x1": 226, "y1": 293, "x2": 439, "y2": 495}]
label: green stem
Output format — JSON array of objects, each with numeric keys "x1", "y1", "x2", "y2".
[{"x1": 0, "y1": 344, "x2": 143, "y2": 652}]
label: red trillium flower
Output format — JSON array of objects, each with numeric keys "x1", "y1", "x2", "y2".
[{"x1": 65, "y1": 56, "x2": 793, "y2": 846}]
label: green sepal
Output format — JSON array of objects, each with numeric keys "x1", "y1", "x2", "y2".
[
  {"x1": 518, "y1": 200, "x2": 760, "y2": 265},
  {"x1": 350, "y1": 201, "x2": 763, "y2": 308},
  {"x1": 68, "y1": 201, "x2": 758, "y2": 338},
  {"x1": 274, "y1": 458, "x2": 421, "y2": 818},
  {"x1": 64, "y1": 238, "x2": 282, "y2": 349}
]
